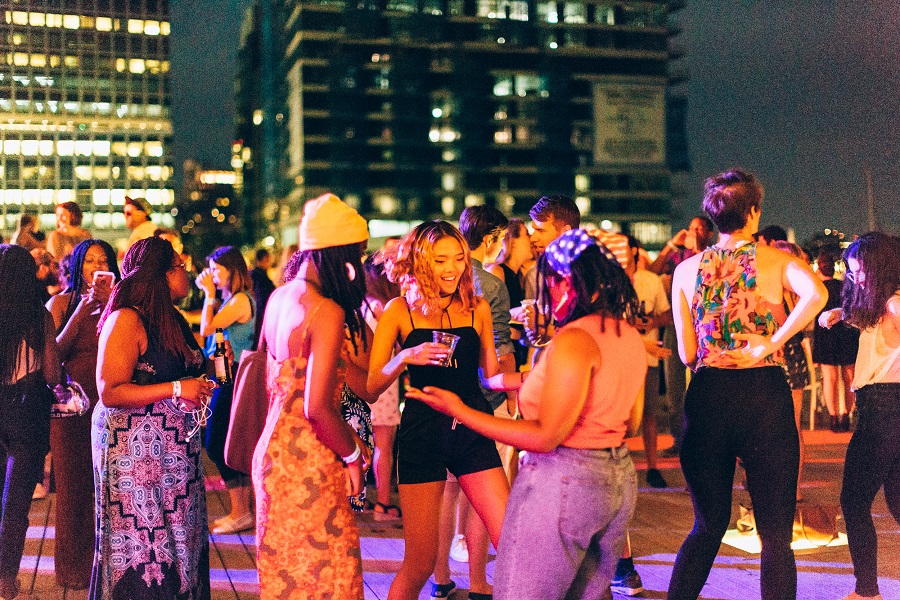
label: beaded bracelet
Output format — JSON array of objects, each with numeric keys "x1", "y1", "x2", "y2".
[{"x1": 172, "y1": 379, "x2": 182, "y2": 402}]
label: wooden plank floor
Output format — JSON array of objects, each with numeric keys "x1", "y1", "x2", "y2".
[{"x1": 15, "y1": 431, "x2": 900, "y2": 599}]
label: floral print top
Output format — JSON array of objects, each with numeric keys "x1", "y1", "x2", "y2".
[{"x1": 691, "y1": 242, "x2": 787, "y2": 370}]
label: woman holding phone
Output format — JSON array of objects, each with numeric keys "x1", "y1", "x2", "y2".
[{"x1": 45, "y1": 239, "x2": 119, "y2": 590}]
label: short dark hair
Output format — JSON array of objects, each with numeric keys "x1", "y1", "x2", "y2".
[
  {"x1": 757, "y1": 225, "x2": 788, "y2": 243},
  {"x1": 701, "y1": 169, "x2": 763, "y2": 234},
  {"x1": 529, "y1": 195, "x2": 580, "y2": 230},
  {"x1": 255, "y1": 248, "x2": 271, "y2": 262},
  {"x1": 458, "y1": 205, "x2": 508, "y2": 250},
  {"x1": 58, "y1": 201, "x2": 83, "y2": 226}
]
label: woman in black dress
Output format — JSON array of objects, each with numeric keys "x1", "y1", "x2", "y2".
[{"x1": 813, "y1": 250, "x2": 860, "y2": 431}]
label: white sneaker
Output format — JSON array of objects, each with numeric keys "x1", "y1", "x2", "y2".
[
  {"x1": 449, "y1": 533, "x2": 468, "y2": 563},
  {"x1": 32, "y1": 483, "x2": 48, "y2": 500}
]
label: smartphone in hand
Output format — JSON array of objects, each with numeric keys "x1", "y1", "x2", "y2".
[{"x1": 92, "y1": 270, "x2": 115, "y2": 291}]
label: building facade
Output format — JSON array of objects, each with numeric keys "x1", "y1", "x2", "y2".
[
  {"x1": 235, "y1": 0, "x2": 688, "y2": 246},
  {"x1": 1, "y1": 0, "x2": 174, "y2": 244}
]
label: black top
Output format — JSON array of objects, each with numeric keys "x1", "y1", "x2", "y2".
[
  {"x1": 401, "y1": 304, "x2": 484, "y2": 404},
  {"x1": 500, "y1": 263, "x2": 525, "y2": 308}
]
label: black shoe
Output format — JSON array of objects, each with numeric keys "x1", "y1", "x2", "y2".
[
  {"x1": 830, "y1": 415, "x2": 840, "y2": 432},
  {"x1": 646, "y1": 468, "x2": 668, "y2": 488},
  {"x1": 840, "y1": 413, "x2": 851, "y2": 432}
]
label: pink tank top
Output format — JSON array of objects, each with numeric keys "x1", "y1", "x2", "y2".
[
  {"x1": 691, "y1": 243, "x2": 787, "y2": 369},
  {"x1": 517, "y1": 313, "x2": 646, "y2": 449}
]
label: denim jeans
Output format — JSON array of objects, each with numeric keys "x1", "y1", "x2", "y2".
[
  {"x1": 0, "y1": 371, "x2": 52, "y2": 582},
  {"x1": 493, "y1": 445, "x2": 637, "y2": 600},
  {"x1": 841, "y1": 382, "x2": 900, "y2": 597}
]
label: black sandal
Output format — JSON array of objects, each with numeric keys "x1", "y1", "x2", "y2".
[
  {"x1": 373, "y1": 501, "x2": 402, "y2": 521},
  {"x1": 429, "y1": 580, "x2": 456, "y2": 599}
]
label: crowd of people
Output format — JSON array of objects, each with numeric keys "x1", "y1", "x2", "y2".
[{"x1": 0, "y1": 170, "x2": 898, "y2": 600}]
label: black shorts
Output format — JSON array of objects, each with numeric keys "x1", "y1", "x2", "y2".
[{"x1": 397, "y1": 394, "x2": 502, "y2": 485}]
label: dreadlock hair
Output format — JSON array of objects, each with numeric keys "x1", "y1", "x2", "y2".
[
  {"x1": 286, "y1": 243, "x2": 368, "y2": 354},
  {"x1": 841, "y1": 232, "x2": 900, "y2": 330},
  {"x1": 536, "y1": 242, "x2": 638, "y2": 335},
  {"x1": 206, "y1": 246, "x2": 253, "y2": 297},
  {"x1": 0, "y1": 244, "x2": 46, "y2": 384},
  {"x1": 99, "y1": 237, "x2": 194, "y2": 361},
  {"x1": 380, "y1": 221, "x2": 476, "y2": 318},
  {"x1": 61, "y1": 239, "x2": 120, "y2": 329}
]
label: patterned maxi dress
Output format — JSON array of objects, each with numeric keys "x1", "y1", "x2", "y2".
[
  {"x1": 89, "y1": 312, "x2": 210, "y2": 600},
  {"x1": 252, "y1": 302, "x2": 364, "y2": 600}
]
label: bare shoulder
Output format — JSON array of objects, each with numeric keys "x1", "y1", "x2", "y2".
[
  {"x1": 550, "y1": 327, "x2": 599, "y2": 363},
  {"x1": 46, "y1": 292, "x2": 70, "y2": 316},
  {"x1": 382, "y1": 296, "x2": 409, "y2": 322}
]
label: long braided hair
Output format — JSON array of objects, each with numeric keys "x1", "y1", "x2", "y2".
[
  {"x1": 99, "y1": 237, "x2": 194, "y2": 360},
  {"x1": 536, "y1": 242, "x2": 638, "y2": 334},
  {"x1": 0, "y1": 244, "x2": 46, "y2": 384},
  {"x1": 286, "y1": 243, "x2": 368, "y2": 354},
  {"x1": 61, "y1": 239, "x2": 120, "y2": 329}
]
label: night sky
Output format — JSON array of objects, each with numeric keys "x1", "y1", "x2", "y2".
[{"x1": 171, "y1": 0, "x2": 899, "y2": 244}]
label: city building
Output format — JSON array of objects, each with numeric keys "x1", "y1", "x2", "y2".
[
  {"x1": 1, "y1": 0, "x2": 174, "y2": 246},
  {"x1": 235, "y1": 0, "x2": 689, "y2": 247},
  {"x1": 179, "y1": 159, "x2": 242, "y2": 256}
]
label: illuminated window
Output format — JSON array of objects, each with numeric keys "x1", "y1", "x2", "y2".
[
  {"x1": 96, "y1": 17, "x2": 112, "y2": 31},
  {"x1": 161, "y1": 22, "x2": 170, "y2": 35},
  {"x1": 127, "y1": 166, "x2": 145, "y2": 180},
  {"x1": 252, "y1": 110, "x2": 263, "y2": 125},
  {"x1": 46, "y1": 14, "x2": 63, "y2": 28},
  {"x1": 75, "y1": 140, "x2": 92, "y2": 156},
  {"x1": 494, "y1": 127, "x2": 512, "y2": 144},
  {"x1": 493, "y1": 76, "x2": 512, "y2": 97},
  {"x1": 92, "y1": 140, "x2": 111, "y2": 156},
  {"x1": 564, "y1": 2, "x2": 586, "y2": 23},
  {"x1": 146, "y1": 59, "x2": 161, "y2": 73},
  {"x1": 21, "y1": 140, "x2": 39, "y2": 156},
  {"x1": 144, "y1": 20, "x2": 160, "y2": 35},
  {"x1": 127, "y1": 19, "x2": 144, "y2": 34},
  {"x1": 30, "y1": 54, "x2": 47, "y2": 67},
  {"x1": 161, "y1": 61, "x2": 170, "y2": 73},
  {"x1": 57, "y1": 140, "x2": 74, "y2": 156},
  {"x1": 13, "y1": 53, "x2": 28, "y2": 66},
  {"x1": 129, "y1": 59, "x2": 145, "y2": 74},
  {"x1": 39, "y1": 140, "x2": 53, "y2": 156},
  {"x1": 29, "y1": 13, "x2": 46, "y2": 27},
  {"x1": 3, "y1": 140, "x2": 20, "y2": 155},
  {"x1": 64, "y1": 56, "x2": 78, "y2": 67},
  {"x1": 111, "y1": 142, "x2": 127, "y2": 156},
  {"x1": 127, "y1": 142, "x2": 142, "y2": 157},
  {"x1": 75, "y1": 166, "x2": 93, "y2": 180},
  {"x1": 62, "y1": 14, "x2": 80, "y2": 29},
  {"x1": 11, "y1": 12, "x2": 29, "y2": 25},
  {"x1": 115, "y1": 58, "x2": 126, "y2": 72},
  {"x1": 146, "y1": 142, "x2": 163, "y2": 157},
  {"x1": 92, "y1": 190, "x2": 111, "y2": 205}
]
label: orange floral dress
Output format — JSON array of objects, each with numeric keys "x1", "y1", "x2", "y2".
[{"x1": 251, "y1": 330, "x2": 363, "y2": 599}]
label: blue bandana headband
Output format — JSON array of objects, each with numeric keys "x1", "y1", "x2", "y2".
[{"x1": 545, "y1": 228, "x2": 619, "y2": 276}]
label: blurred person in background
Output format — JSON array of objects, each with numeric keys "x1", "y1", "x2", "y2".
[
  {"x1": 122, "y1": 196, "x2": 156, "y2": 255},
  {"x1": 196, "y1": 246, "x2": 256, "y2": 534},
  {"x1": 155, "y1": 228, "x2": 204, "y2": 314},
  {"x1": 10, "y1": 214, "x2": 43, "y2": 252},
  {"x1": 250, "y1": 248, "x2": 276, "y2": 348},
  {"x1": 46, "y1": 239, "x2": 119, "y2": 590},
  {"x1": 47, "y1": 202, "x2": 91, "y2": 262},
  {"x1": 0, "y1": 244, "x2": 63, "y2": 600},
  {"x1": 363, "y1": 254, "x2": 403, "y2": 520},
  {"x1": 31, "y1": 248, "x2": 60, "y2": 303},
  {"x1": 813, "y1": 250, "x2": 860, "y2": 432}
]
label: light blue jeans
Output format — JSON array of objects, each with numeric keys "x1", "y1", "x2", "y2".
[{"x1": 494, "y1": 445, "x2": 637, "y2": 600}]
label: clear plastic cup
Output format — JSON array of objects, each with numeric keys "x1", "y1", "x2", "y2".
[{"x1": 432, "y1": 331, "x2": 461, "y2": 367}]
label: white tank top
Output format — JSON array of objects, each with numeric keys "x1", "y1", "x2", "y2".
[{"x1": 852, "y1": 293, "x2": 900, "y2": 390}]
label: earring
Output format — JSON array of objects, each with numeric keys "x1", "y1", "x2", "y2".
[{"x1": 346, "y1": 262, "x2": 356, "y2": 281}]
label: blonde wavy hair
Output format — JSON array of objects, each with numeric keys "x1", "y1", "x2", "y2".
[{"x1": 380, "y1": 221, "x2": 476, "y2": 317}]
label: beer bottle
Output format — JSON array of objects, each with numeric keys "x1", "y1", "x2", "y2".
[{"x1": 213, "y1": 328, "x2": 232, "y2": 385}]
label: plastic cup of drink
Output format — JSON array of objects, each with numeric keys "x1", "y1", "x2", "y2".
[{"x1": 432, "y1": 331, "x2": 461, "y2": 367}]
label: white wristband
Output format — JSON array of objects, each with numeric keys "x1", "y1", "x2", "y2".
[
  {"x1": 342, "y1": 443, "x2": 361, "y2": 464},
  {"x1": 172, "y1": 380, "x2": 182, "y2": 400},
  {"x1": 204, "y1": 298, "x2": 216, "y2": 307}
]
